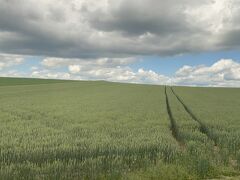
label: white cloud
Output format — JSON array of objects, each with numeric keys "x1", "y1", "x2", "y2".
[
  {"x1": 174, "y1": 59, "x2": 240, "y2": 87},
  {"x1": 39, "y1": 57, "x2": 169, "y2": 84},
  {"x1": 69, "y1": 65, "x2": 81, "y2": 74},
  {"x1": 0, "y1": 53, "x2": 25, "y2": 70},
  {"x1": 0, "y1": 54, "x2": 239, "y2": 87},
  {"x1": 41, "y1": 57, "x2": 137, "y2": 68},
  {"x1": 31, "y1": 70, "x2": 71, "y2": 80},
  {"x1": 137, "y1": 69, "x2": 169, "y2": 83},
  {"x1": 39, "y1": 57, "x2": 240, "y2": 86}
]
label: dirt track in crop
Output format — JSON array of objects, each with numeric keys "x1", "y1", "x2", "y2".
[
  {"x1": 170, "y1": 87, "x2": 218, "y2": 146},
  {"x1": 165, "y1": 86, "x2": 185, "y2": 147}
]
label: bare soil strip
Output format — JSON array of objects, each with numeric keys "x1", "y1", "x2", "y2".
[
  {"x1": 165, "y1": 86, "x2": 185, "y2": 146},
  {"x1": 170, "y1": 87, "x2": 218, "y2": 146}
]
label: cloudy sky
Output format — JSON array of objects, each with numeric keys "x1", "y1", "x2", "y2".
[{"x1": 0, "y1": 0, "x2": 240, "y2": 87}]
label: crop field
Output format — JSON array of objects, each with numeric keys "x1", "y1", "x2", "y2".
[{"x1": 0, "y1": 77, "x2": 240, "y2": 179}]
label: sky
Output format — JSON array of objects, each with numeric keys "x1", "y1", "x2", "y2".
[{"x1": 0, "y1": 0, "x2": 240, "y2": 87}]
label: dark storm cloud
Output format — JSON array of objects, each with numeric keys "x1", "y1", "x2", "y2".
[
  {"x1": 219, "y1": 29, "x2": 240, "y2": 49},
  {"x1": 88, "y1": 0, "x2": 195, "y2": 36},
  {"x1": 0, "y1": 0, "x2": 239, "y2": 58}
]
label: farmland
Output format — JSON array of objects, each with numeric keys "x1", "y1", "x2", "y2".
[{"x1": 0, "y1": 77, "x2": 239, "y2": 179}]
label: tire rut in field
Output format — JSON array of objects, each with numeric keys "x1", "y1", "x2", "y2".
[
  {"x1": 164, "y1": 86, "x2": 185, "y2": 147},
  {"x1": 170, "y1": 87, "x2": 218, "y2": 146}
]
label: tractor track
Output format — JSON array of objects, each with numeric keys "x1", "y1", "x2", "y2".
[
  {"x1": 164, "y1": 86, "x2": 185, "y2": 146},
  {"x1": 170, "y1": 87, "x2": 218, "y2": 146}
]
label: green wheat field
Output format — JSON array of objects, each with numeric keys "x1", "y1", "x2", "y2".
[{"x1": 0, "y1": 77, "x2": 240, "y2": 179}]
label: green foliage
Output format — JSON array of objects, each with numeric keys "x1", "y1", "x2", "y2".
[
  {"x1": 0, "y1": 77, "x2": 72, "y2": 86},
  {"x1": 0, "y1": 78, "x2": 239, "y2": 179}
]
